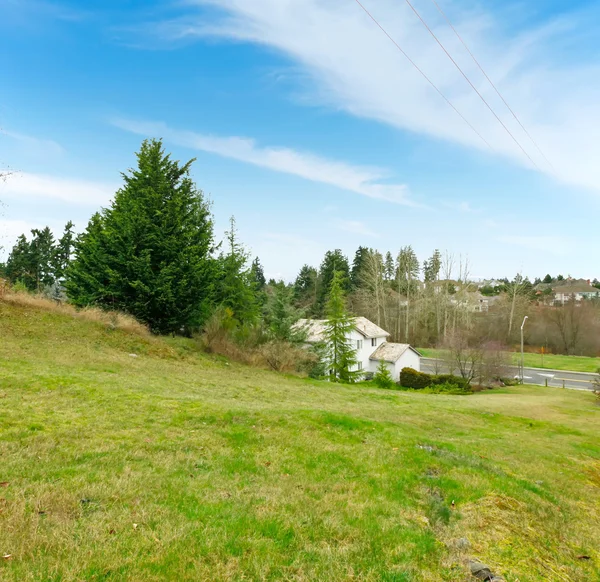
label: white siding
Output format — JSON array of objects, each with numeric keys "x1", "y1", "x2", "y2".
[
  {"x1": 367, "y1": 347, "x2": 421, "y2": 381},
  {"x1": 349, "y1": 329, "x2": 388, "y2": 377}
]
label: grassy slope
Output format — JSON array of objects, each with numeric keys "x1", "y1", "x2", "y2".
[
  {"x1": 418, "y1": 347, "x2": 600, "y2": 374},
  {"x1": 0, "y1": 300, "x2": 599, "y2": 582}
]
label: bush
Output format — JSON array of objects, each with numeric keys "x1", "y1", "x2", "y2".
[
  {"x1": 400, "y1": 367, "x2": 432, "y2": 389},
  {"x1": 374, "y1": 360, "x2": 395, "y2": 390},
  {"x1": 431, "y1": 374, "x2": 469, "y2": 390},
  {"x1": 258, "y1": 341, "x2": 316, "y2": 373},
  {"x1": 424, "y1": 382, "x2": 471, "y2": 395}
]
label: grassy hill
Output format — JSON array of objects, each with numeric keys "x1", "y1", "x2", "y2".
[{"x1": 1, "y1": 295, "x2": 599, "y2": 581}]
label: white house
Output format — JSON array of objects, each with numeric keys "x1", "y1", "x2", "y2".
[{"x1": 296, "y1": 316, "x2": 421, "y2": 381}]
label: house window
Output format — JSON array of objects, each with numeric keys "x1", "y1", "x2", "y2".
[
  {"x1": 358, "y1": 362, "x2": 363, "y2": 371},
  {"x1": 371, "y1": 338, "x2": 377, "y2": 347},
  {"x1": 357, "y1": 340, "x2": 363, "y2": 350}
]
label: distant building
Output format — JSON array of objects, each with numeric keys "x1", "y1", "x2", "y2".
[
  {"x1": 296, "y1": 316, "x2": 421, "y2": 381},
  {"x1": 553, "y1": 283, "x2": 600, "y2": 304}
]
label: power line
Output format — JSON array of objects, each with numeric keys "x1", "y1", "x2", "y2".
[
  {"x1": 352, "y1": 0, "x2": 494, "y2": 152},
  {"x1": 428, "y1": 0, "x2": 554, "y2": 170},
  {"x1": 403, "y1": 0, "x2": 540, "y2": 169}
]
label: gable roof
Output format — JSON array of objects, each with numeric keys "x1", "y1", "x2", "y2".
[
  {"x1": 353, "y1": 316, "x2": 390, "y2": 339},
  {"x1": 369, "y1": 342, "x2": 421, "y2": 363},
  {"x1": 554, "y1": 285, "x2": 599, "y2": 295},
  {"x1": 294, "y1": 316, "x2": 390, "y2": 343}
]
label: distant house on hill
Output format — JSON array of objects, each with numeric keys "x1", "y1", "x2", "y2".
[
  {"x1": 296, "y1": 316, "x2": 421, "y2": 381},
  {"x1": 554, "y1": 283, "x2": 600, "y2": 304}
]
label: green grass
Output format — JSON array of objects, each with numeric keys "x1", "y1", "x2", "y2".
[
  {"x1": 418, "y1": 347, "x2": 600, "y2": 373},
  {"x1": 1, "y1": 298, "x2": 599, "y2": 581}
]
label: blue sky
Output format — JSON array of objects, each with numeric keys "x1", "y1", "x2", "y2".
[{"x1": 1, "y1": 0, "x2": 599, "y2": 281}]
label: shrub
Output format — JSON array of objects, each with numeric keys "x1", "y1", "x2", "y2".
[
  {"x1": 374, "y1": 360, "x2": 395, "y2": 390},
  {"x1": 258, "y1": 341, "x2": 316, "y2": 373},
  {"x1": 431, "y1": 374, "x2": 469, "y2": 390},
  {"x1": 400, "y1": 367, "x2": 432, "y2": 389},
  {"x1": 424, "y1": 382, "x2": 471, "y2": 395}
]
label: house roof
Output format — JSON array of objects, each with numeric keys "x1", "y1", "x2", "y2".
[
  {"x1": 295, "y1": 316, "x2": 390, "y2": 343},
  {"x1": 295, "y1": 319, "x2": 327, "y2": 343},
  {"x1": 369, "y1": 342, "x2": 421, "y2": 363},
  {"x1": 554, "y1": 285, "x2": 599, "y2": 294},
  {"x1": 353, "y1": 316, "x2": 390, "y2": 339}
]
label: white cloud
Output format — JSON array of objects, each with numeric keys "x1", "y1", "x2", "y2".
[
  {"x1": 1, "y1": 129, "x2": 64, "y2": 156},
  {"x1": 154, "y1": 0, "x2": 600, "y2": 193},
  {"x1": 0, "y1": 172, "x2": 117, "y2": 206},
  {"x1": 111, "y1": 118, "x2": 413, "y2": 205},
  {"x1": 334, "y1": 218, "x2": 379, "y2": 238}
]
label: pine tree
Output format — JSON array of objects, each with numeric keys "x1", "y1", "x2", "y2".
[
  {"x1": 294, "y1": 264, "x2": 318, "y2": 310},
  {"x1": 249, "y1": 257, "x2": 266, "y2": 291},
  {"x1": 215, "y1": 216, "x2": 259, "y2": 324},
  {"x1": 374, "y1": 359, "x2": 395, "y2": 389},
  {"x1": 350, "y1": 246, "x2": 369, "y2": 289},
  {"x1": 423, "y1": 249, "x2": 442, "y2": 284},
  {"x1": 384, "y1": 251, "x2": 395, "y2": 281},
  {"x1": 323, "y1": 271, "x2": 358, "y2": 383},
  {"x1": 66, "y1": 139, "x2": 216, "y2": 334},
  {"x1": 29, "y1": 227, "x2": 56, "y2": 291},
  {"x1": 53, "y1": 221, "x2": 75, "y2": 283},
  {"x1": 264, "y1": 284, "x2": 305, "y2": 342},
  {"x1": 5, "y1": 234, "x2": 36, "y2": 290},
  {"x1": 316, "y1": 249, "x2": 350, "y2": 315}
]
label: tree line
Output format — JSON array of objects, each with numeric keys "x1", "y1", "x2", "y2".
[{"x1": 1, "y1": 138, "x2": 599, "y2": 357}]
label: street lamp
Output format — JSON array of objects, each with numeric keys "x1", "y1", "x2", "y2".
[{"x1": 520, "y1": 316, "x2": 529, "y2": 384}]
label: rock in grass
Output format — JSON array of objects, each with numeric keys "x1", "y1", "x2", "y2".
[{"x1": 469, "y1": 561, "x2": 494, "y2": 580}]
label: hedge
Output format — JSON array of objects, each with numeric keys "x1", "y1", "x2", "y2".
[
  {"x1": 400, "y1": 367, "x2": 432, "y2": 389},
  {"x1": 399, "y1": 368, "x2": 470, "y2": 391}
]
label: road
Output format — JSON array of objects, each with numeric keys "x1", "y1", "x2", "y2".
[{"x1": 420, "y1": 358, "x2": 598, "y2": 391}]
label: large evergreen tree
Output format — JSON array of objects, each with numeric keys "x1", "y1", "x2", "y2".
[
  {"x1": 5, "y1": 234, "x2": 36, "y2": 290},
  {"x1": 323, "y1": 271, "x2": 358, "y2": 383},
  {"x1": 316, "y1": 249, "x2": 350, "y2": 315},
  {"x1": 294, "y1": 264, "x2": 318, "y2": 310},
  {"x1": 53, "y1": 221, "x2": 75, "y2": 283},
  {"x1": 67, "y1": 139, "x2": 216, "y2": 334},
  {"x1": 350, "y1": 246, "x2": 369, "y2": 290},
  {"x1": 214, "y1": 216, "x2": 259, "y2": 324},
  {"x1": 264, "y1": 284, "x2": 305, "y2": 342}
]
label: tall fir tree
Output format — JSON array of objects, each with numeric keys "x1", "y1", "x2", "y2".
[
  {"x1": 316, "y1": 249, "x2": 350, "y2": 315},
  {"x1": 293, "y1": 264, "x2": 318, "y2": 311},
  {"x1": 384, "y1": 251, "x2": 395, "y2": 281},
  {"x1": 249, "y1": 257, "x2": 266, "y2": 291},
  {"x1": 29, "y1": 227, "x2": 56, "y2": 291},
  {"x1": 67, "y1": 139, "x2": 216, "y2": 334},
  {"x1": 264, "y1": 284, "x2": 305, "y2": 342},
  {"x1": 5, "y1": 235, "x2": 34, "y2": 289},
  {"x1": 323, "y1": 271, "x2": 358, "y2": 383},
  {"x1": 53, "y1": 221, "x2": 75, "y2": 283},
  {"x1": 350, "y1": 246, "x2": 369, "y2": 289},
  {"x1": 215, "y1": 216, "x2": 260, "y2": 324},
  {"x1": 423, "y1": 249, "x2": 442, "y2": 284}
]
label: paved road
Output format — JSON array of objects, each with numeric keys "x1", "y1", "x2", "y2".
[{"x1": 421, "y1": 358, "x2": 597, "y2": 391}]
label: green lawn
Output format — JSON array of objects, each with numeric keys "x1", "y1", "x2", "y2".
[
  {"x1": 418, "y1": 347, "x2": 600, "y2": 373},
  {"x1": 1, "y1": 298, "x2": 599, "y2": 581}
]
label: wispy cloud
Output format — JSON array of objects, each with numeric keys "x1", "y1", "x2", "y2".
[
  {"x1": 142, "y1": 0, "x2": 600, "y2": 193},
  {"x1": 334, "y1": 218, "x2": 379, "y2": 238},
  {"x1": 0, "y1": 172, "x2": 117, "y2": 206},
  {"x1": 1, "y1": 129, "x2": 64, "y2": 156},
  {"x1": 112, "y1": 118, "x2": 414, "y2": 205}
]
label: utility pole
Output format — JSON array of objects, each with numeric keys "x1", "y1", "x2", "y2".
[{"x1": 520, "y1": 316, "x2": 529, "y2": 384}]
